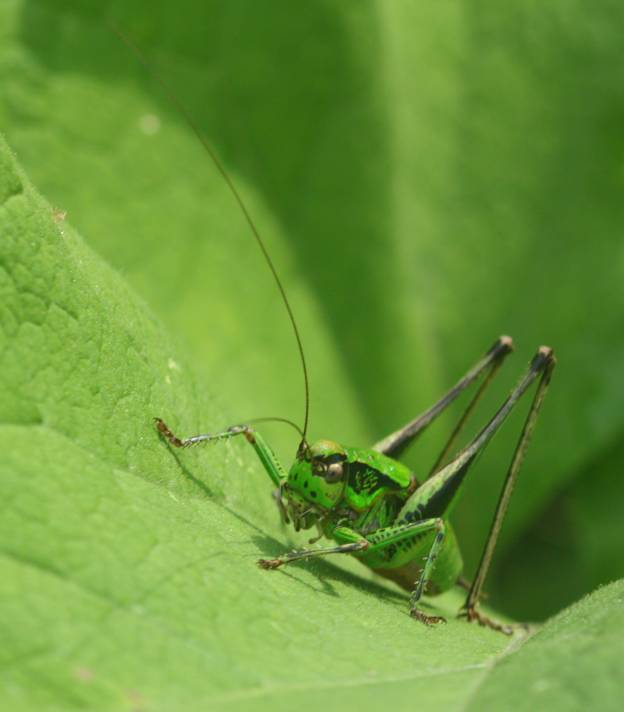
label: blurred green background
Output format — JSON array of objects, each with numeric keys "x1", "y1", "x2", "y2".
[{"x1": 1, "y1": 0, "x2": 623, "y2": 622}]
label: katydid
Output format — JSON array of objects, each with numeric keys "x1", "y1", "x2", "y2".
[
  {"x1": 156, "y1": 339, "x2": 554, "y2": 634},
  {"x1": 114, "y1": 26, "x2": 556, "y2": 634}
]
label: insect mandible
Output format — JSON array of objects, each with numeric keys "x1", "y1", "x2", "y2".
[{"x1": 115, "y1": 26, "x2": 556, "y2": 635}]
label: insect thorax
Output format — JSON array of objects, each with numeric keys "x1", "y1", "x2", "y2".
[{"x1": 284, "y1": 440, "x2": 414, "y2": 531}]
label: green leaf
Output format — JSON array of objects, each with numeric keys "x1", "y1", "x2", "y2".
[
  {"x1": 1, "y1": 134, "x2": 622, "y2": 711},
  {"x1": 2, "y1": 3, "x2": 624, "y2": 706},
  {"x1": 2, "y1": 1, "x2": 624, "y2": 622},
  {"x1": 465, "y1": 581, "x2": 624, "y2": 712}
]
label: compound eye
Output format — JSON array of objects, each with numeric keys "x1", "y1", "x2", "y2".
[{"x1": 325, "y1": 461, "x2": 344, "y2": 483}]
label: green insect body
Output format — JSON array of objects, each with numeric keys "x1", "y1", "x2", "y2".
[
  {"x1": 155, "y1": 338, "x2": 556, "y2": 632},
  {"x1": 285, "y1": 440, "x2": 462, "y2": 595},
  {"x1": 113, "y1": 25, "x2": 556, "y2": 634}
]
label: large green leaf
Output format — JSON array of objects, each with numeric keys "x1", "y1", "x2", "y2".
[
  {"x1": 2, "y1": 132, "x2": 623, "y2": 712},
  {"x1": 1, "y1": 0, "x2": 622, "y2": 632},
  {"x1": 465, "y1": 580, "x2": 624, "y2": 712}
]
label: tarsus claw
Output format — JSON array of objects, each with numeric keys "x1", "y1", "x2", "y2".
[
  {"x1": 410, "y1": 609, "x2": 447, "y2": 626},
  {"x1": 460, "y1": 607, "x2": 514, "y2": 635},
  {"x1": 257, "y1": 558, "x2": 282, "y2": 570}
]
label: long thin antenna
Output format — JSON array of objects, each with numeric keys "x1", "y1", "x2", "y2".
[
  {"x1": 242, "y1": 417, "x2": 306, "y2": 439},
  {"x1": 110, "y1": 23, "x2": 311, "y2": 442}
]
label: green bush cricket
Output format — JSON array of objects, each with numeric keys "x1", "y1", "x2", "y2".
[{"x1": 115, "y1": 26, "x2": 556, "y2": 635}]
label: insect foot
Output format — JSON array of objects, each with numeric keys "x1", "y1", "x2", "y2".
[
  {"x1": 410, "y1": 609, "x2": 447, "y2": 626},
  {"x1": 459, "y1": 607, "x2": 513, "y2": 636},
  {"x1": 154, "y1": 417, "x2": 184, "y2": 448},
  {"x1": 257, "y1": 558, "x2": 284, "y2": 570}
]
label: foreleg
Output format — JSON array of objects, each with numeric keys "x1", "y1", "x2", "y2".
[{"x1": 154, "y1": 418, "x2": 287, "y2": 487}]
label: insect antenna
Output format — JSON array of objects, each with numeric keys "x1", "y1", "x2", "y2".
[
  {"x1": 240, "y1": 417, "x2": 305, "y2": 440},
  {"x1": 110, "y1": 23, "x2": 311, "y2": 445}
]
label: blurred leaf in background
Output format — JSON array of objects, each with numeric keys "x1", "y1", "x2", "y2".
[{"x1": 1, "y1": 0, "x2": 623, "y2": 625}]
